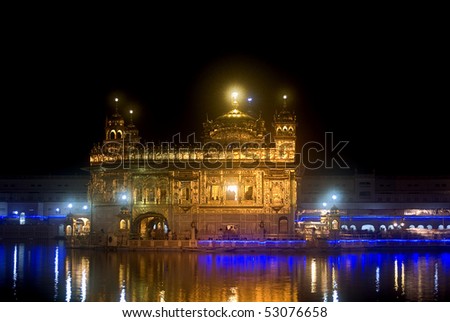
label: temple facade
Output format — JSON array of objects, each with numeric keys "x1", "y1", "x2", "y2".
[{"x1": 88, "y1": 95, "x2": 300, "y2": 241}]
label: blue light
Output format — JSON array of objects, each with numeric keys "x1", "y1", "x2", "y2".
[
  {"x1": 52, "y1": 215, "x2": 69, "y2": 219},
  {"x1": 198, "y1": 240, "x2": 307, "y2": 247},
  {"x1": 298, "y1": 215, "x2": 450, "y2": 221},
  {"x1": 326, "y1": 239, "x2": 450, "y2": 245},
  {"x1": 0, "y1": 213, "x2": 69, "y2": 221}
]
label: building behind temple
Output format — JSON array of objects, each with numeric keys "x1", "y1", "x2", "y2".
[
  {"x1": 298, "y1": 171, "x2": 450, "y2": 233},
  {"x1": 88, "y1": 94, "x2": 299, "y2": 241},
  {"x1": 0, "y1": 175, "x2": 89, "y2": 239}
]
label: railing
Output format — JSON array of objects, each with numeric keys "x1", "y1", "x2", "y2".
[{"x1": 128, "y1": 239, "x2": 197, "y2": 249}]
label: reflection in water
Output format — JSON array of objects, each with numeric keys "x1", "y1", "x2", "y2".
[
  {"x1": 159, "y1": 290, "x2": 165, "y2": 302},
  {"x1": 434, "y1": 262, "x2": 439, "y2": 298},
  {"x1": 120, "y1": 287, "x2": 126, "y2": 302},
  {"x1": 393, "y1": 256, "x2": 406, "y2": 296},
  {"x1": 54, "y1": 246, "x2": 59, "y2": 301},
  {"x1": 12, "y1": 245, "x2": 18, "y2": 298},
  {"x1": 119, "y1": 263, "x2": 126, "y2": 302},
  {"x1": 394, "y1": 257, "x2": 398, "y2": 292},
  {"x1": 228, "y1": 287, "x2": 238, "y2": 302},
  {"x1": 311, "y1": 258, "x2": 317, "y2": 294},
  {"x1": 80, "y1": 261, "x2": 87, "y2": 302},
  {"x1": 1, "y1": 242, "x2": 450, "y2": 302},
  {"x1": 66, "y1": 255, "x2": 90, "y2": 302},
  {"x1": 401, "y1": 260, "x2": 405, "y2": 296},
  {"x1": 65, "y1": 271, "x2": 72, "y2": 302},
  {"x1": 331, "y1": 263, "x2": 338, "y2": 302},
  {"x1": 375, "y1": 266, "x2": 380, "y2": 293},
  {"x1": 65, "y1": 271, "x2": 71, "y2": 302},
  {"x1": 11, "y1": 244, "x2": 25, "y2": 300}
]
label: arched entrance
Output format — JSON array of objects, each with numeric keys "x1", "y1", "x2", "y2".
[
  {"x1": 65, "y1": 215, "x2": 91, "y2": 236},
  {"x1": 132, "y1": 212, "x2": 169, "y2": 240},
  {"x1": 278, "y1": 216, "x2": 289, "y2": 234},
  {"x1": 361, "y1": 224, "x2": 375, "y2": 232}
]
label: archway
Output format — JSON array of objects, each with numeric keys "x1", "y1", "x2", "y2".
[
  {"x1": 361, "y1": 224, "x2": 375, "y2": 232},
  {"x1": 278, "y1": 216, "x2": 289, "y2": 234},
  {"x1": 119, "y1": 219, "x2": 127, "y2": 230},
  {"x1": 331, "y1": 220, "x2": 339, "y2": 230},
  {"x1": 132, "y1": 212, "x2": 169, "y2": 240},
  {"x1": 75, "y1": 217, "x2": 91, "y2": 235}
]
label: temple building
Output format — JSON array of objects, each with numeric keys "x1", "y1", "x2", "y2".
[{"x1": 88, "y1": 94, "x2": 299, "y2": 241}]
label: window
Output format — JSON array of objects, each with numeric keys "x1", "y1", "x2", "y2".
[
  {"x1": 160, "y1": 189, "x2": 167, "y2": 203},
  {"x1": 279, "y1": 217, "x2": 288, "y2": 233},
  {"x1": 226, "y1": 185, "x2": 237, "y2": 201},
  {"x1": 210, "y1": 185, "x2": 220, "y2": 201},
  {"x1": 244, "y1": 186, "x2": 253, "y2": 200},
  {"x1": 332, "y1": 220, "x2": 339, "y2": 230},
  {"x1": 149, "y1": 188, "x2": 155, "y2": 202},
  {"x1": 184, "y1": 187, "x2": 190, "y2": 200},
  {"x1": 136, "y1": 188, "x2": 143, "y2": 202},
  {"x1": 19, "y1": 212, "x2": 25, "y2": 225}
]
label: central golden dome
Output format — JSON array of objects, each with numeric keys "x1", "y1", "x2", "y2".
[
  {"x1": 203, "y1": 107, "x2": 266, "y2": 144},
  {"x1": 216, "y1": 108, "x2": 255, "y2": 121}
]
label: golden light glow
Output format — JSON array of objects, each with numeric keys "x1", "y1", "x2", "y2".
[
  {"x1": 311, "y1": 258, "x2": 317, "y2": 293},
  {"x1": 224, "y1": 85, "x2": 245, "y2": 106},
  {"x1": 231, "y1": 91, "x2": 239, "y2": 107},
  {"x1": 283, "y1": 95, "x2": 287, "y2": 100},
  {"x1": 129, "y1": 110, "x2": 133, "y2": 114},
  {"x1": 115, "y1": 98, "x2": 119, "y2": 102}
]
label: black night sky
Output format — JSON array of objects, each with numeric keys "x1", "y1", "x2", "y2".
[{"x1": 1, "y1": 8, "x2": 447, "y2": 177}]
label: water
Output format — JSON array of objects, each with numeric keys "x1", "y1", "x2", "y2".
[{"x1": 1, "y1": 240, "x2": 450, "y2": 302}]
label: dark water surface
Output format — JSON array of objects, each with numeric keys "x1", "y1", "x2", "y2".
[{"x1": 1, "y1": 240, "x2": 449, "y2": 302}]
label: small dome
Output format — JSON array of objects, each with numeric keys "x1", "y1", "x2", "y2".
[
  {"x1": 274, "y1": 108, "x2": 296, "y2": 122},
  {"x1": 107, "y1": 112, "x2": 125, "y2": 127}
]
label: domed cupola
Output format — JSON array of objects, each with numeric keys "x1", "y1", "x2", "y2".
[
  {"x1": 125, "y1": 109, "x2": 141, "y2": 143},
  {"x1": 273, "y1": 95, "x2": 296, "y2": 137},
  {"x1": 203, "y1": 92, "x2": 266, "y2": 144},
  {"x1": 272, "y1": 95, "x2": 297, "y2": 160},
  {"x1": 105, "y1": 98, "x2": 126, "y2": 142}
]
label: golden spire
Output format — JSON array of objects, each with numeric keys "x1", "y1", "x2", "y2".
[
  {"x1": 114, "y1": 97, "x2": 119, "y2": 114},
  {"x1": 129, "y1": 109, "x2": 134, "y2": 125},
  {"x1": 231, "y1": 92, "x2": 239, "y2": 108},
  {"x1": 282, "y1": 95, "x2": 287, "y2": 109}
]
